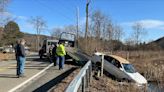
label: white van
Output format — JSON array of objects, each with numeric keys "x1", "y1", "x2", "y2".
[{"x1": 92, "y1": 52, "x2": 147, "y2": 85}]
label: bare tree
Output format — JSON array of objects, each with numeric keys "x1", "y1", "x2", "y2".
[
  {"x1": 29, "y1": 16, "x2": 47, "y2": 51},
  {"x1": 113, "y1": 25, "x2": 124, "y2": 41},
  {"x1": 106, "y1": 22, "x2": 114, "y2": 40},
  {"x1": 0, "y1": 0, "x2": 10, "y2": 26},
  {"x1": 0, "y1": 0, "x2": 9, "y2": 12},
  {"x1": 90, "y1": 11, "x2": 107, "y2": 51},
  {"x1": 51, "y1": 27, "x2": 63, "y2": 39},
  {"x1": 51, "y1": 25, "x2": 76, "y2": 39},
  {"x1": 64, "y1": 25, "x2": 76, "y2": 34},
  {"x1": 91, "y1": 10, "x2": 106, "y2": 39},
  {"x1": 132, "y1": 22, "x2": 146, "y2": 46}
]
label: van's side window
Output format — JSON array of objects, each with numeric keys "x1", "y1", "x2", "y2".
[
  {"x1": 115, "y1": 60, "x2": 122, "y2": 68},
  {"x1": 104, "y1": 56, "x2": 113, "y2": 63},
  {"x1": 104, "y1": 56, "x2": 122, "y2": 68},
  {"x1": 111, "y1": 59, "x2": 122, "y2": 68}
]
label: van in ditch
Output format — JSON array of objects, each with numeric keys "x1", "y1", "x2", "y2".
[{"x1": 92, "y1": 52, "x2": 147, "y2": 85}]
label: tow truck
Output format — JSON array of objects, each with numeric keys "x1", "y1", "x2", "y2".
[
  {"x1": 39, "y1": 32, "x2": 88, "y2": 65},
  {"x1": 39, "y1": 32, "x2": 76, "y2": 59}
]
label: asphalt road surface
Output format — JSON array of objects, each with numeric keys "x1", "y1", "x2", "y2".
[{"x1": 0, "y1": 53, "x2": 76, "y2": 92}]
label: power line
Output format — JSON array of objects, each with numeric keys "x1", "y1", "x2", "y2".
[
  {"x1": 55, "y1": 0, "x2": 79, "y2": 24},
  {"x1": 33, "y1": 0, "x2": 73, "y2": 23}
]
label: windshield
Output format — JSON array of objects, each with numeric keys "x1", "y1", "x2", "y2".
[
  {"x1": 123, "y1": 64, "x2": 136, "y2": 73},
  {"x1": 60, "y1": 33, "x2": 75, "y2": 41},
  {"x1": 48, "y1": 42, "x2": 57, "y2": 45}
]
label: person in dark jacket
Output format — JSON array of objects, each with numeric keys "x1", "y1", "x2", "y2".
[
  {"x1": 49, "y1": 44, "x2": 54, "y2": 63},
  {"x1": 52, "y1": 44, "x2": 57, "y2": 66},
  {"x1": 15, "y1": 39, "x2": 20, "y2": 76},
  {"x1": 16, "y1": 39, "x2": 26, "y2": 78}
]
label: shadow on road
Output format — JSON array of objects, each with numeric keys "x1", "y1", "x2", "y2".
[
  {"x1": 33, "y1": 67, "x2": 78, "y2": 92},
  {"x1": 0, "y1": 74, "x2": 18, "y2": 78}
]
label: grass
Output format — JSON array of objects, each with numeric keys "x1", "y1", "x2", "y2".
[
  {"x1": 0, "y1": 52, "x2": 15, "y2": 61},
  {"x1": 90, "y1": 74, "x2": 146, "y2": 92},
  {"x1": 111, "y1": 50, "x2": 164, "y2": 82}
]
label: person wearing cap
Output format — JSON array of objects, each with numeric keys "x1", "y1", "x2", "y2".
[
  {"x1": 15, "y1": 39, "x2": 20, "y2": 76},
  {"x1": 16, "y1": 39, "x2": 26, "y2": 78},
  {"x1": 56, "y1": 42, "x2": 66, "y2": 70}
]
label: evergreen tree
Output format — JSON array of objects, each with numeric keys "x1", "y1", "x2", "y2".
[{"x1": 2, "y1": 21, "x2": 24, "y2": 45}]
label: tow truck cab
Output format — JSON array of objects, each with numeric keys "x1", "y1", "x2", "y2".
[
  {"x1": 39, "y1": 39, "x2": 58, "y2": 59},
  {"x1": 39, "y1": 32, "x2": 76, "y2": 59},
  {"x1": 59, "y1": 32, "x2": 76, "y2": 48}
]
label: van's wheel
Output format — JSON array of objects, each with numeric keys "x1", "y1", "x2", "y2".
[
  {"x1": 111, "y1": 75, "x2": 117, "y2": 80},
  {"x1": 122, "y1": 78, "x2": 130, "y2": 82}
]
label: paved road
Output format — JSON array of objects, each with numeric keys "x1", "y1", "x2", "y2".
[
  {"x1": 0, "y1": 53, "x2": 77, "y2": 92},
  {"x1": 0, "y1": 54, "x2": 51, "y2": 92},
  {"x1": 21, "y1": 65, "x2": 77, "y2": 92}
]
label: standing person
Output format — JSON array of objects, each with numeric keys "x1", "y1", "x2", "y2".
[
  {"x1": 15, "y1": 39, "x2": 20, "y2": 76},
  {"x1": 52, "y1": 44, "x2": 57, "y2": 66},
  {"x1": 49, "y1": 44, "x2": 54, "y2": 63},
  {"x1": 56, "y1": 42, "x2": 66, "y2": 70},
  {"x1": 16, "y1": 39, "x2": 26, "y2": 78}
]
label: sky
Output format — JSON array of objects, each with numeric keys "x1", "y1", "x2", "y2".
[{"x1": 3, "y1": 0, "x2": 164, "y2": 42}]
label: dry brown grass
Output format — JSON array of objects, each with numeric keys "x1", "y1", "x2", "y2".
[
  {"x1": 51, "y1": 68, "x2": 80, "y2": 92},
  {"x1": 90, "y1": 75, "x2": 146, "y2": 92},
  {"x1": 109, "y1": 51, "x2": 164, "y2": 82},
  {"x1": 127, "y1": 51, "x2": 164, "y2": 82},
  {"x1": 0, "y1": 53, "x2": 15, "y2": 61}
]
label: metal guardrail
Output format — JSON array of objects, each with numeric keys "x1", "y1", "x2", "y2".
[{"x1": 65, "y1": 61, "x2": 92, "y2": 92}]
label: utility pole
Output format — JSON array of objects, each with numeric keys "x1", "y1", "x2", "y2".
[
  {"x1": 85, "y1": 0, "x2": 90, "y2": 39},
  {"x1": 84, "y1": 0, "x2": 90, "y2": 51},
  {"x1": 36, "y1": 19, "x2": 40, "y2": 51},
  {"x1": 76, "y1": 7, "x2": 79, "y2": 48}
]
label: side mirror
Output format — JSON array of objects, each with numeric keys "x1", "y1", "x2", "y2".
[{"x1": 120, "y1": 68, "x2": 124, "y2": 71}]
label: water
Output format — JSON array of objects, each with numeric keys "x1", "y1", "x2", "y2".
[{"x1": 148, "y1": 82, "x2": 164, "y2": 92}]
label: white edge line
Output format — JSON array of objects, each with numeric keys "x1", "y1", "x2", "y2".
[{"x1": 8, "y1": 63, "x2": 53, "y2": 92}]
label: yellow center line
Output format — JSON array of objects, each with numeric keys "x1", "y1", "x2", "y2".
[{"x1": 0, "y1": 62, "x2": 31, "y2": 72}]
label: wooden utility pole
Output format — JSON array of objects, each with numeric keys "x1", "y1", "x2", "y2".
[
  {"x1": 85, "y1": 0, "x2": 90, "y2": 39},
  {"x1": 84, "y1": 0, "x2": 90, "y2": 52},
  {"x1": 76, "y1": 7, "x2": 79, "y2": 48}
]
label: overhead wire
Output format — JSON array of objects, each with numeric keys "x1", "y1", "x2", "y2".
[
  {"x1": 33, "y1": 0, "x2": 73, "y2": 23},
  {"x1": 55, "y1": 0, "x2": 79, "y2": 23}
]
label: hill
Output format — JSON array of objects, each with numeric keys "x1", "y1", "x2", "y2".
[
  {"x1": 23, "y1": 33, "x2": 56, "y2": 51},
  {"x1": 147, "y1": 36, "x2": 164, "y2": 50},
  {"x1": 153, "y1": 36, "x2": 164, "y2": 49}
]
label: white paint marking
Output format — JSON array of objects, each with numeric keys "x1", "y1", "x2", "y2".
[{"x1": 8, "y1": 63, "x2": 53, "y2": 92}]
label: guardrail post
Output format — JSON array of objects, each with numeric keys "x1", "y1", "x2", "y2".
[
  {"x1": 82, "y1": 76, "x2": 85, "y2": 92},
  {"x1": 101, "y1": 55, "x2": 104, "y2": 76},
  {"x1": 86, "y1": 70, "x2": 88, "y2": 88},
  {"x1": 89, "y1": 64, "x2": 91, "y2": 83}
]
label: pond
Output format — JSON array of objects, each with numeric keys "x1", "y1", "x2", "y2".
[{"x1": 148, "y1": 82, "x2": 164, "y2": 92}]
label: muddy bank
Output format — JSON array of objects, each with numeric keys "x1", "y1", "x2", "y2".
[{"x1": 90, "y1": 74, "x2": 146, "y2": 92}]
